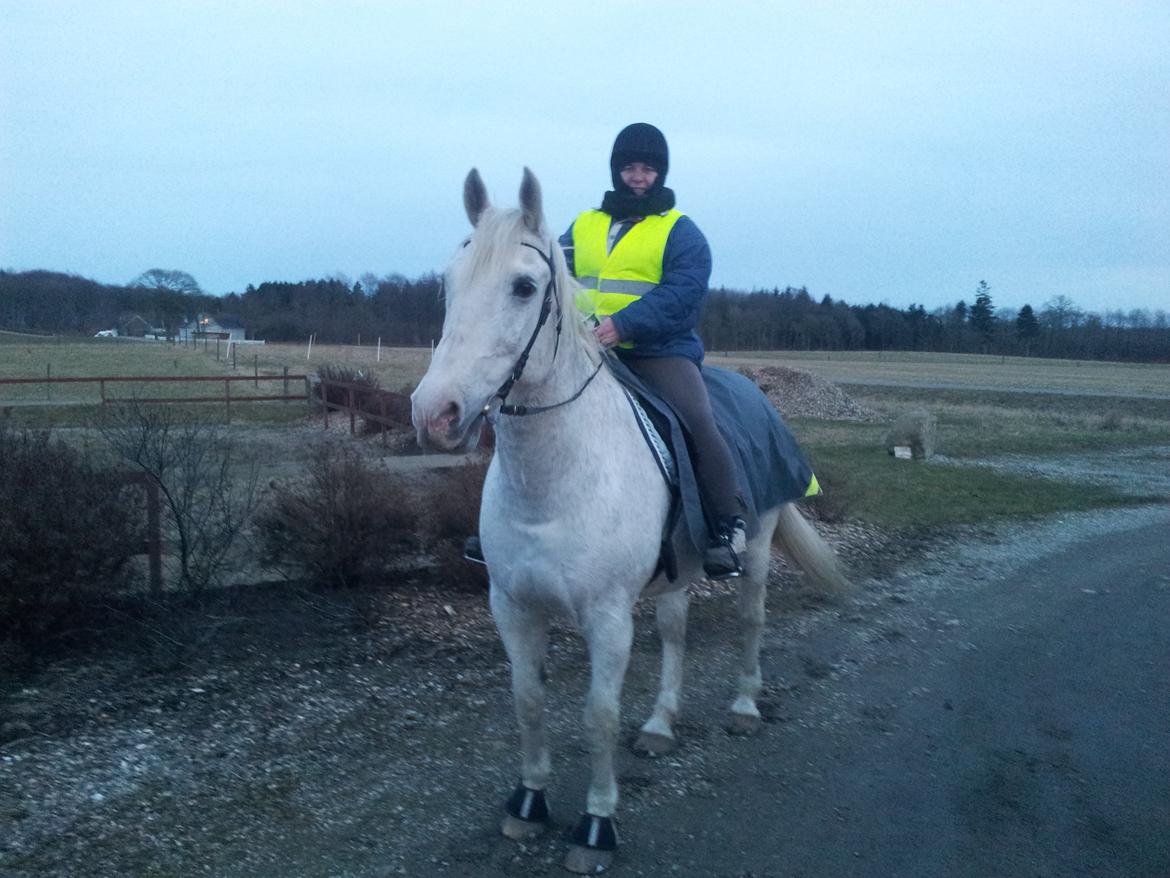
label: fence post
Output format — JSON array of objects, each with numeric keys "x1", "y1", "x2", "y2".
[
  {"x1": 347, "y1": 386, "x2": 356, "y2": 435},
  {"x1": 224, "y1": 378, "x2": 231, "y2": 422},
  {"x1": 232, "y1": 342, "x2": 237, "y2": 369}
]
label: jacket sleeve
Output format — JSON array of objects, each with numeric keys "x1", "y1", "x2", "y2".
[
  {"x1": 558, "y1": 224, "x2": 575, "y2": 276},
  {"x1": 610, "y1": 216, "x2": 712, "y2": 344}
]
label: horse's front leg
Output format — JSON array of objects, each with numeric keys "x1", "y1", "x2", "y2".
[
  {"x1": 564, "y1": 609, "x2": 634, "y2": 874},
  {"x1": 636, "y1": 588, "x2": 689, "y2": 755},
  {"x1": 490, "y1": 589, "x2": 552, "y2": 841}
]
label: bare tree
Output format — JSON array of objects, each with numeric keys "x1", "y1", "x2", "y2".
[
  {"x1": 1041, "y1": 294, "x2": 1084, "y2": 332},
  {"x1": 129, "y1": 268, "x2": 202, "y2": 295}
]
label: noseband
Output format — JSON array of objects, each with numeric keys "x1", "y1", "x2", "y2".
[{"x1": 481, "y1": 240, "x2": 603, "y2": 418}]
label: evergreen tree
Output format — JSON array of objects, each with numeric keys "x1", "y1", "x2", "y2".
[
  {"x1": 1015, "y1": 304, "x2": 1040, "y2": 355},
  {"x1": 969, "y1": 281, "x2": 996, "y2": 351}
]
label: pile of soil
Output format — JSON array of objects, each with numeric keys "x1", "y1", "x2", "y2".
[{"x1": 736, "y1": 365, "x2": 877, "y2": 421}]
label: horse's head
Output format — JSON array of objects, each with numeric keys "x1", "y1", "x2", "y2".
[{"x1": 412, "y1": 168, "x2": 577, "y2": 452}]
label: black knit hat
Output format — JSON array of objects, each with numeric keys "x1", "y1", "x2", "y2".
[{"x1": 609, "y1": 122, "x2": 669, "y2": 189}]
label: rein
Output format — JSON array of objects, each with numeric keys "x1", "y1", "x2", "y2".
[{"x1": 482, "y1": 240, "x2": 603, "y2": 418}]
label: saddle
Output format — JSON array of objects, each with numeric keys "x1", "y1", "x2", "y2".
[{"x1": 605, "y1": 353, "x2": 820, "y2": 581}]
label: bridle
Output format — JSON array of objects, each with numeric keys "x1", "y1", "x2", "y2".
[{"x1": 480, "y1": 239, "x2": 604, "y2": 419}]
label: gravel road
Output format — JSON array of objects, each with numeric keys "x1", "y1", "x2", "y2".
[{"x1": 1, "y1": 449, "x2": 1168, "y2": 877}]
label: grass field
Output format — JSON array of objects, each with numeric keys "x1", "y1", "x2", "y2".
[
  {"x1": 708, "y1": 350, "x2": 1170, "y2": 399},
  {"x1": 2, "y1": 338, "x2": 1167, "y2": 531}
]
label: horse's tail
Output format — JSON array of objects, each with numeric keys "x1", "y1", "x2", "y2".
[{"x1": 772, "y1": 503, "x2": 850, "y2": 594}]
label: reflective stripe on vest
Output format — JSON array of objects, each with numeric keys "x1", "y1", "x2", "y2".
[{"x1": 571, "y1": 209, "x2": 684, "y2": 344}]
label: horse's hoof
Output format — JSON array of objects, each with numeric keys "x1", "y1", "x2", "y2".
[
  {"x1": 564, "y1": 813, "x2": 618, "y2": 873},
  {"x1": 726, "y1": 712, "x2": 763, "y2": 736},
  {"x1": 564, "y1": 844, "x2": 615, "y2": 874},
  {"x1": 633, "y1": 730, "x2": 677, "y2": 756},
  {"x1": 501, "y1": 813, "x2": 548, "y2": 841},
  {"x1": 501, "y1": 782, "x2": 550, "y2": 840}
]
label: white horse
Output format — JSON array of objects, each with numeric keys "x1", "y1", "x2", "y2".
[{"x1": 412, "y1": 168, "x2": 845, "y2": 873}]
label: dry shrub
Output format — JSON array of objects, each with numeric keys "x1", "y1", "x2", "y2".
[
  {"x1": 421, "y1": 458, "x2": 491, "y2": 591},
  {"x1": 0, "y1": 426, "x2": 140, "y2": 639},
  {"x1": 256, "y1": 445, "x2": 420, "y2": 588},
  {"x1": 96, "y1": 401, "x2": 262, "y2": 592}
]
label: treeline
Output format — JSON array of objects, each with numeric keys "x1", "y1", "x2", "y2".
[
  {"x1": 701, "y1": 284, "x2": 1170, "y2": 362},
  {"x1": 0, "y1": 269, "x2": 221, "y2": 337},
  {"x1": 3, "y1": 268, "x2": 1168, "y2": 362},
  {"x1": 225, "y1": 275, "x2": 444, "y2": 345}
]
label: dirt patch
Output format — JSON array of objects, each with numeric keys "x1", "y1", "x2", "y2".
[{"x1": 735, "y1": 365, "x2": 878, "y2": 421}]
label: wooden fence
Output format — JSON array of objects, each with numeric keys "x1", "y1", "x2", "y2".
[
  {"x1": 122, "y1": 471, "x2": 164, "y2": 594},
  {"x1": 0, "y1": 370, "x2": 308, "y2": 417},
  {"x1": 315, "y1": 377, "x2": 414, "y2": 444}
]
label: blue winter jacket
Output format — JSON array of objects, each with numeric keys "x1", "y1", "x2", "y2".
[{"x1": 559, "y1": 213, "x2": 712, "y2": 365}]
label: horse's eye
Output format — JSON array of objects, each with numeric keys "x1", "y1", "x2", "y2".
[{"x1": 512, "y1": 278, "x2": 538, "y2": 299}]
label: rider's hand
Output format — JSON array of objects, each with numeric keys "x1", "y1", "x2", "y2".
[{"x1": 593, "y1": 317, "x2": 621, "y2": 348}]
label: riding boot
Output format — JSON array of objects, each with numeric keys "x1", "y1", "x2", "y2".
[
  {"x1": 463, "y1": 535, "x2": 486, "y2": 566},
  {"x1": 702, "y1": 516, "x2": 747, "y2": 580}
]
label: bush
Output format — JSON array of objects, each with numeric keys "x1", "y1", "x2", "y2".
[
  {"x1": 255, "y1": 445, "x2": 421, "y2": 588},
  {"x1": 421, "y1": 459, "x2": 490, "y2": 591},
  {"x1": 0, "y1": 427, "x2": 140, "y2": 637},
  {"x1": 95, "y1": 401, "x2": 262, "y2": 592}
]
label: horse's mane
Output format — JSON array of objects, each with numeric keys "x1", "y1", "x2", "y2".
[{"x1": 453, "y1": 207, "x2": 594, "y2": 351}]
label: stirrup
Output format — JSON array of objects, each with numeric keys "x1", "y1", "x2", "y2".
[
  {"x1": 463, "y1": 535, "x2": 486, "y2": 566},
  {"x1": 703, "y1": 517, "x2": 746, "y2": 580},
  {"x1": 703, "y1": 544, "x2": 743, "y2": 580}
]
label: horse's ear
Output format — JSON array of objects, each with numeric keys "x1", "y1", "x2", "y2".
[
  {"x1": 519, "y1": 167, "x2": 544, "y2": 234},
  {"x1": 464, "y1": 168, "x2": 490, "y2": 227}
]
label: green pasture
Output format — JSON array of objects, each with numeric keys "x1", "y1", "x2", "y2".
[
  {"x1": 0, "y1": 338, "x2": 320, "y2": 425},
  {"x1": 2, "y1": 339, "x2": 1167, "y2": 531},
  {"x1": 793, "y1": 381, "x2": 1169, "y2": 529}
]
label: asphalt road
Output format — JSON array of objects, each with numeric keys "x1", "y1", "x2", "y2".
[{"x1": 617, "y1": 511, "x2": 1170, "y2": 878}]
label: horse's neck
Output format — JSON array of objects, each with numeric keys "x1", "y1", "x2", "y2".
[{"x1": 492, "y1": 343, "x2": 642, "y2": 503}]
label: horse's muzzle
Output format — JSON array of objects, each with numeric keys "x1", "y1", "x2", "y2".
[{"x1": 413, "y1": 397, "x2": 484, "y2": 453}]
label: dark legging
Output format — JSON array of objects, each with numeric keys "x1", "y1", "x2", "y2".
[{"x1": 620, "y1": 355, "x2": 744, "y2": 526}]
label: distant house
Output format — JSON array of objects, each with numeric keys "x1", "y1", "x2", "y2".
[
  {"x1": 118, "y1": 313, "x2": 166, "y2": 338},
  {"x1": 178, "y1": 314, "x2": 247, "y2": 342}
]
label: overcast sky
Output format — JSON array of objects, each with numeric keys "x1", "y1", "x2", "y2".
[{"x1": 2, "y1": 1, "x2": 1167, "y2": 313}]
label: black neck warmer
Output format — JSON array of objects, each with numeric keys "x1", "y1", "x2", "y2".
[{"x1": 601, "y1": 186, "x2": 676, "y2": 220}]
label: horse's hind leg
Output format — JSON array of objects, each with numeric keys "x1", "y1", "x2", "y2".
[
  {"x1": 490, "y1": 590, "x2": 552, "y2": 840},
  {"x1": 728, "y1": 520, "x2": 777, "y2": 735},
  {"x1": 635, "y1": 588, "x2": 689, "y2": 755}
]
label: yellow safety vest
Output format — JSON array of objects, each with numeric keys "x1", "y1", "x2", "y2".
[{"x1": 572, "y1": 209, "x2": 684, "y2": 347}]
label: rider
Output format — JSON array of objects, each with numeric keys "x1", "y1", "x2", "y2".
[{"x1": 561, "y1": 122, "x2": 747, "y2": 579}]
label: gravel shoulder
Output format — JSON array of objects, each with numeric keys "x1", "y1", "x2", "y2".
[{"x1": 1, "y1": 443, "x2": 1168, "y2": 877}]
